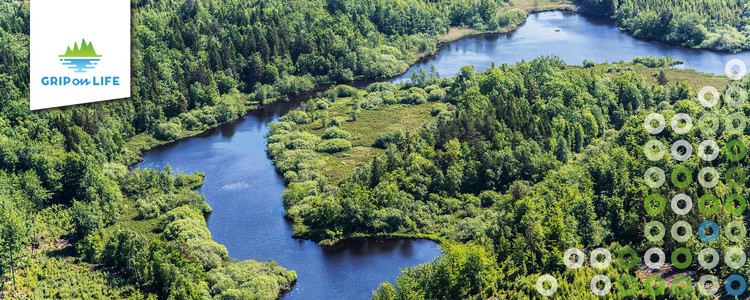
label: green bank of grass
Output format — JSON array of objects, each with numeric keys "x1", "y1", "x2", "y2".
[{"x1": 298, "y1": 101, "x2": 436, "y2": 183}]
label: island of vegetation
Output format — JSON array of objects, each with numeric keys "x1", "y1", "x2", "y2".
[{"x1": 267, "y1": 56, "x2": 744, "y2": 298}]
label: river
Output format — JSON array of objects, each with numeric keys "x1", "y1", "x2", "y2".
[{"x1": 135, "y1": 10, "x2": 749, "y2": 300}]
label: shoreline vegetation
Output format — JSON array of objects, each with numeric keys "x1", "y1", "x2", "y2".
[{"x1": 0, "y1": 0, "x2": 745, "y2": 299}]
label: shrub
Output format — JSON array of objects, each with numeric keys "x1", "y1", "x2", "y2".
[
  {"x1": 427, "y1": 88, "x2": 446, "y2": 102},
  {"x1": 280, "y1": 110, "x2": 310, "y2": 124},
  {"x1": 155, "y1": 122, "x2": 181, "y2": 141},
  {"x1": 323, "y1": 127, "x2": 352, "y2": 140},
  {"x1": 374, "y1": 129, "x2": 405, "y2": 148},
  {"x1": 329, "y1": 118, "x2": 341, "y2": 127},
  {"x1": 317, "y1": 138, "x2": 352, "y2": 153}
]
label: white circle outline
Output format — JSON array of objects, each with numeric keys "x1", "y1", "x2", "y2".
[
  {"x1": 698, "y1": 113, "x2": 720, "y2": 136},
  {"x1": 698, "y1": 86, "x2": 720, "y2": 107},
  {"x1": 590, "y1": 248, "x2": 612, "y2": 269},
  {"x1": 726, "y1": 59, "x2": 747, "y2": 81},
  {"x1": 644, "y1": 247, "x2": 665, "y2": 269},
  {"x1": 536, "y1": 274, "x2": 558, "y2": 296},
  {"x1": 671, "y1": 113, "x2": 693, "y2": 134},
  {"x1": 697, "y1": 275, "x2": 720, "y2": 296},
  {"x1": 563, "y1": 248, "x2": 585, "y2": 269},
  {"x1": 725, "y1": 247, "x2": 746, "y2": 269},
  {"x1": 671, "y1": 221, "x2": 692, "y2": 243},
  {"x1": 699, "y1": 248, "x2": 719, "y2": 269},
  {"x1": 671, "y1": 140, "x2": 692, "y2": 161},
  {"x1": 670, "y1": 194, "x2": 692, "y2": 215},
  {"x1": 644, "y1": 167, "x2": 666, "y2": 188},
  {"x1": 590, "y1": 275, "x2": 611, "y2": 296},
  {"x1": 644, "y1": 113, "x2": 665, "y2": 134},
  {"x1": 698, "y1": 140, "x2": 720, "y2": 161},
  {"x1": 725, "y1": 85, "x2": 748, "y2": 107},
  {"x1": 725, "y1": 112, "x2": 747, "y2": 135},
  {"x1": 644, "y1": 140, "x2": 666, "y2": 161},
  {"x1": 698, "y1": 167, "x2": 719, "y2": 188},
  {"x1": 725, "y1": 220, "x2": 747, "y2": 243}
]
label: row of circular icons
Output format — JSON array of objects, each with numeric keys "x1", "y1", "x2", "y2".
[
  {"x1": 644, "y1": 166, "x2": 745, "y2": 188},
  {"x1": 644, "y1": 113, "x2": 746, "y2": 136},
  {"x1": 536, "y1": 273, "x2": 744, "y2": 296},
  {"x1": 644, "y1": 193, "x2": 747, "y2": 216},
  {"x1": 645, "y1": 220, "x2": 747, "y2": 243},
  {"x1": 536, "y1": 246, "x2": 749, "y2": 296},
  {"x1": 644, "y1": 139, "x2": 746, "y2": 162}
]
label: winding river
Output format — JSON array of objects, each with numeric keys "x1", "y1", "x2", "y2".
[{"x1": 135, "y1": 11, "x2": 750, "y2": 300}]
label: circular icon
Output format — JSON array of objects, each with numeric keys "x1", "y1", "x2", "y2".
[
  {"x1": 671, "y1": 275, "x2": 693, "y2": 296},
  {"x1": 698, "y1": 113, "x2": 721, "y2": 136},
  {"x1": 617, "y1": 274, "x2": 639, "y2": 296},
  {"x1": 698, "y1": 86, "x2": 720, "y2": 107},
  {"x1": 671, "y1": 194, "x2": 692, "y2": 215},
  {"x1": 725, "y1": 112, "x2": 747, "y2": 135},
  {"x1": 726, "y1": 139, "x2": 747, "y2": 161},
  {"x1": 671, "y1": 248, "x2": 692, "y2": 269},
  {"x1": 697, "y1": 275, "x2": 720, "y2": 296},
  {"x1": 726, "y1": 195, "x2": 747, "y2": 216},
  {"x1": 590, "y1": 275, "x2": 611, "y2": 296},
  {"x1": 671, "y1": 113, "x2": 693, "y2": 134},
  {"x1": 726, "y1": 167, "x2": 746, "y2": 188},
  {"x1": 698, "y1": 167, "x2": 719, "y2": 188},
  {"x1": 725, "y1": 220, "x2": 747, "y2": 242},
  {"x1": 645, "y1": 167, "x2": 666, "y2": 188},
  {"x1": 563, "y1": 248, "x2": 584, "y2": 269},
  {"x1": 725, "y1": 247, "x2": 747, "y2": 269},
  {"x1": 644, "y1": 140, "x2": 666, "y2": 161},
  {"x1": 671, "y1": 140, "x2": 692, "y2": 161},
  {"x1": 671, "y1": 167, "x2": 692, "y2": 188},
  {"x1": 590, "y1": 247, "x2": 611, "y2": 269},
  {"x1": 644, "y1": 274, "x2": 666, "y2": 296},
  {"x1": 699, "y1": 248, "x2": 719, "y2": 269},
  {"x1": 698, "y1": 221, "x2": 719, "y2": 242},
  {"x1": 644, "y1": 247, "x2": 665, "y2": 269},
  {"x1": 536, "y1": 274, "x2": 558, "y2": 296},
  {"x1": 726, "y1": 59, "x2": 747, "y2": 80},
  {"x1": 725, "y1": 85, "x2": 748, "y2": 107},
  {"x1": 617, "y1": 246, "x2": 639, "y2": 269},
  {"x1": 644, "y1": 113, "x2": 665, "y2": 134},
  {"x1": 645, "y1": 221, "x2": 665, "y2": 242},
  {"x1": 644, "y1": 194, "x2": 666, "y2": 216},
  {"x1": 698, "y1": 140, "x2": 720, "y2": 161},
  {"x1": 698, "y1": 194, "x2": 720, "y2": 215},
  {"x1": 725, "y1": 274, "x2": 746, "y2": 296},
  {"x1": 671, "y1": 221, "x2": 692, "y2": 242}
]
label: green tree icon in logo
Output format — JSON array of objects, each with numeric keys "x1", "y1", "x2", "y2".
[{"x1": 59, "y1": 38, "x2": 102, "y2": 57}]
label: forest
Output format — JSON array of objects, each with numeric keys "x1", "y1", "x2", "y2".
[
  {"x1": 0, "y1": 0, "x2": 748, "y2": 298},
  {"x1": 576, "y1": 0, "x2": 750, "y2": 51},
  {"x1": 266, "y1": 56, "x2": 750, "y2": 298},
  {"x1": 0, "y1": 0, "x2": 547, "y2": 298}
]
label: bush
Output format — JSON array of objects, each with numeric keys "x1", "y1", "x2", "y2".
[
  {"x1": 280, "y1": 110, "x2": 310, "y2": 124},
  {"x1": 367, "y1": 82, "x2": 396, "y2": 93},
  {"x1": 323, "y1": 127, "x2": 352, "y2": 140},
  {"x1": 155, "y1": 122, "x2": 181, "y2": 141},
  {"x1": 373, "y1": 129, "x2": 405, "y2": 148},
  {"x1": 427, "y1": 88, "x2": 446, "y2": 102},
  {"x1": 329, "y1": 118, "x2": 341, "y2": 127},
  {"x1": 317, "y1": 138, "x2": 352, "y2": 153}
]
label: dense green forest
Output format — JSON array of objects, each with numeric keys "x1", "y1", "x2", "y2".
[
  {"x1": 576, "y1": 0, "x2": 750, "y2": 51},
  {"x1": 0, "y1": 0, "x2": 555, "y2": 298},
  {"x1": 266, "y1": 57, "x2": 750, "y2": 298}
]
